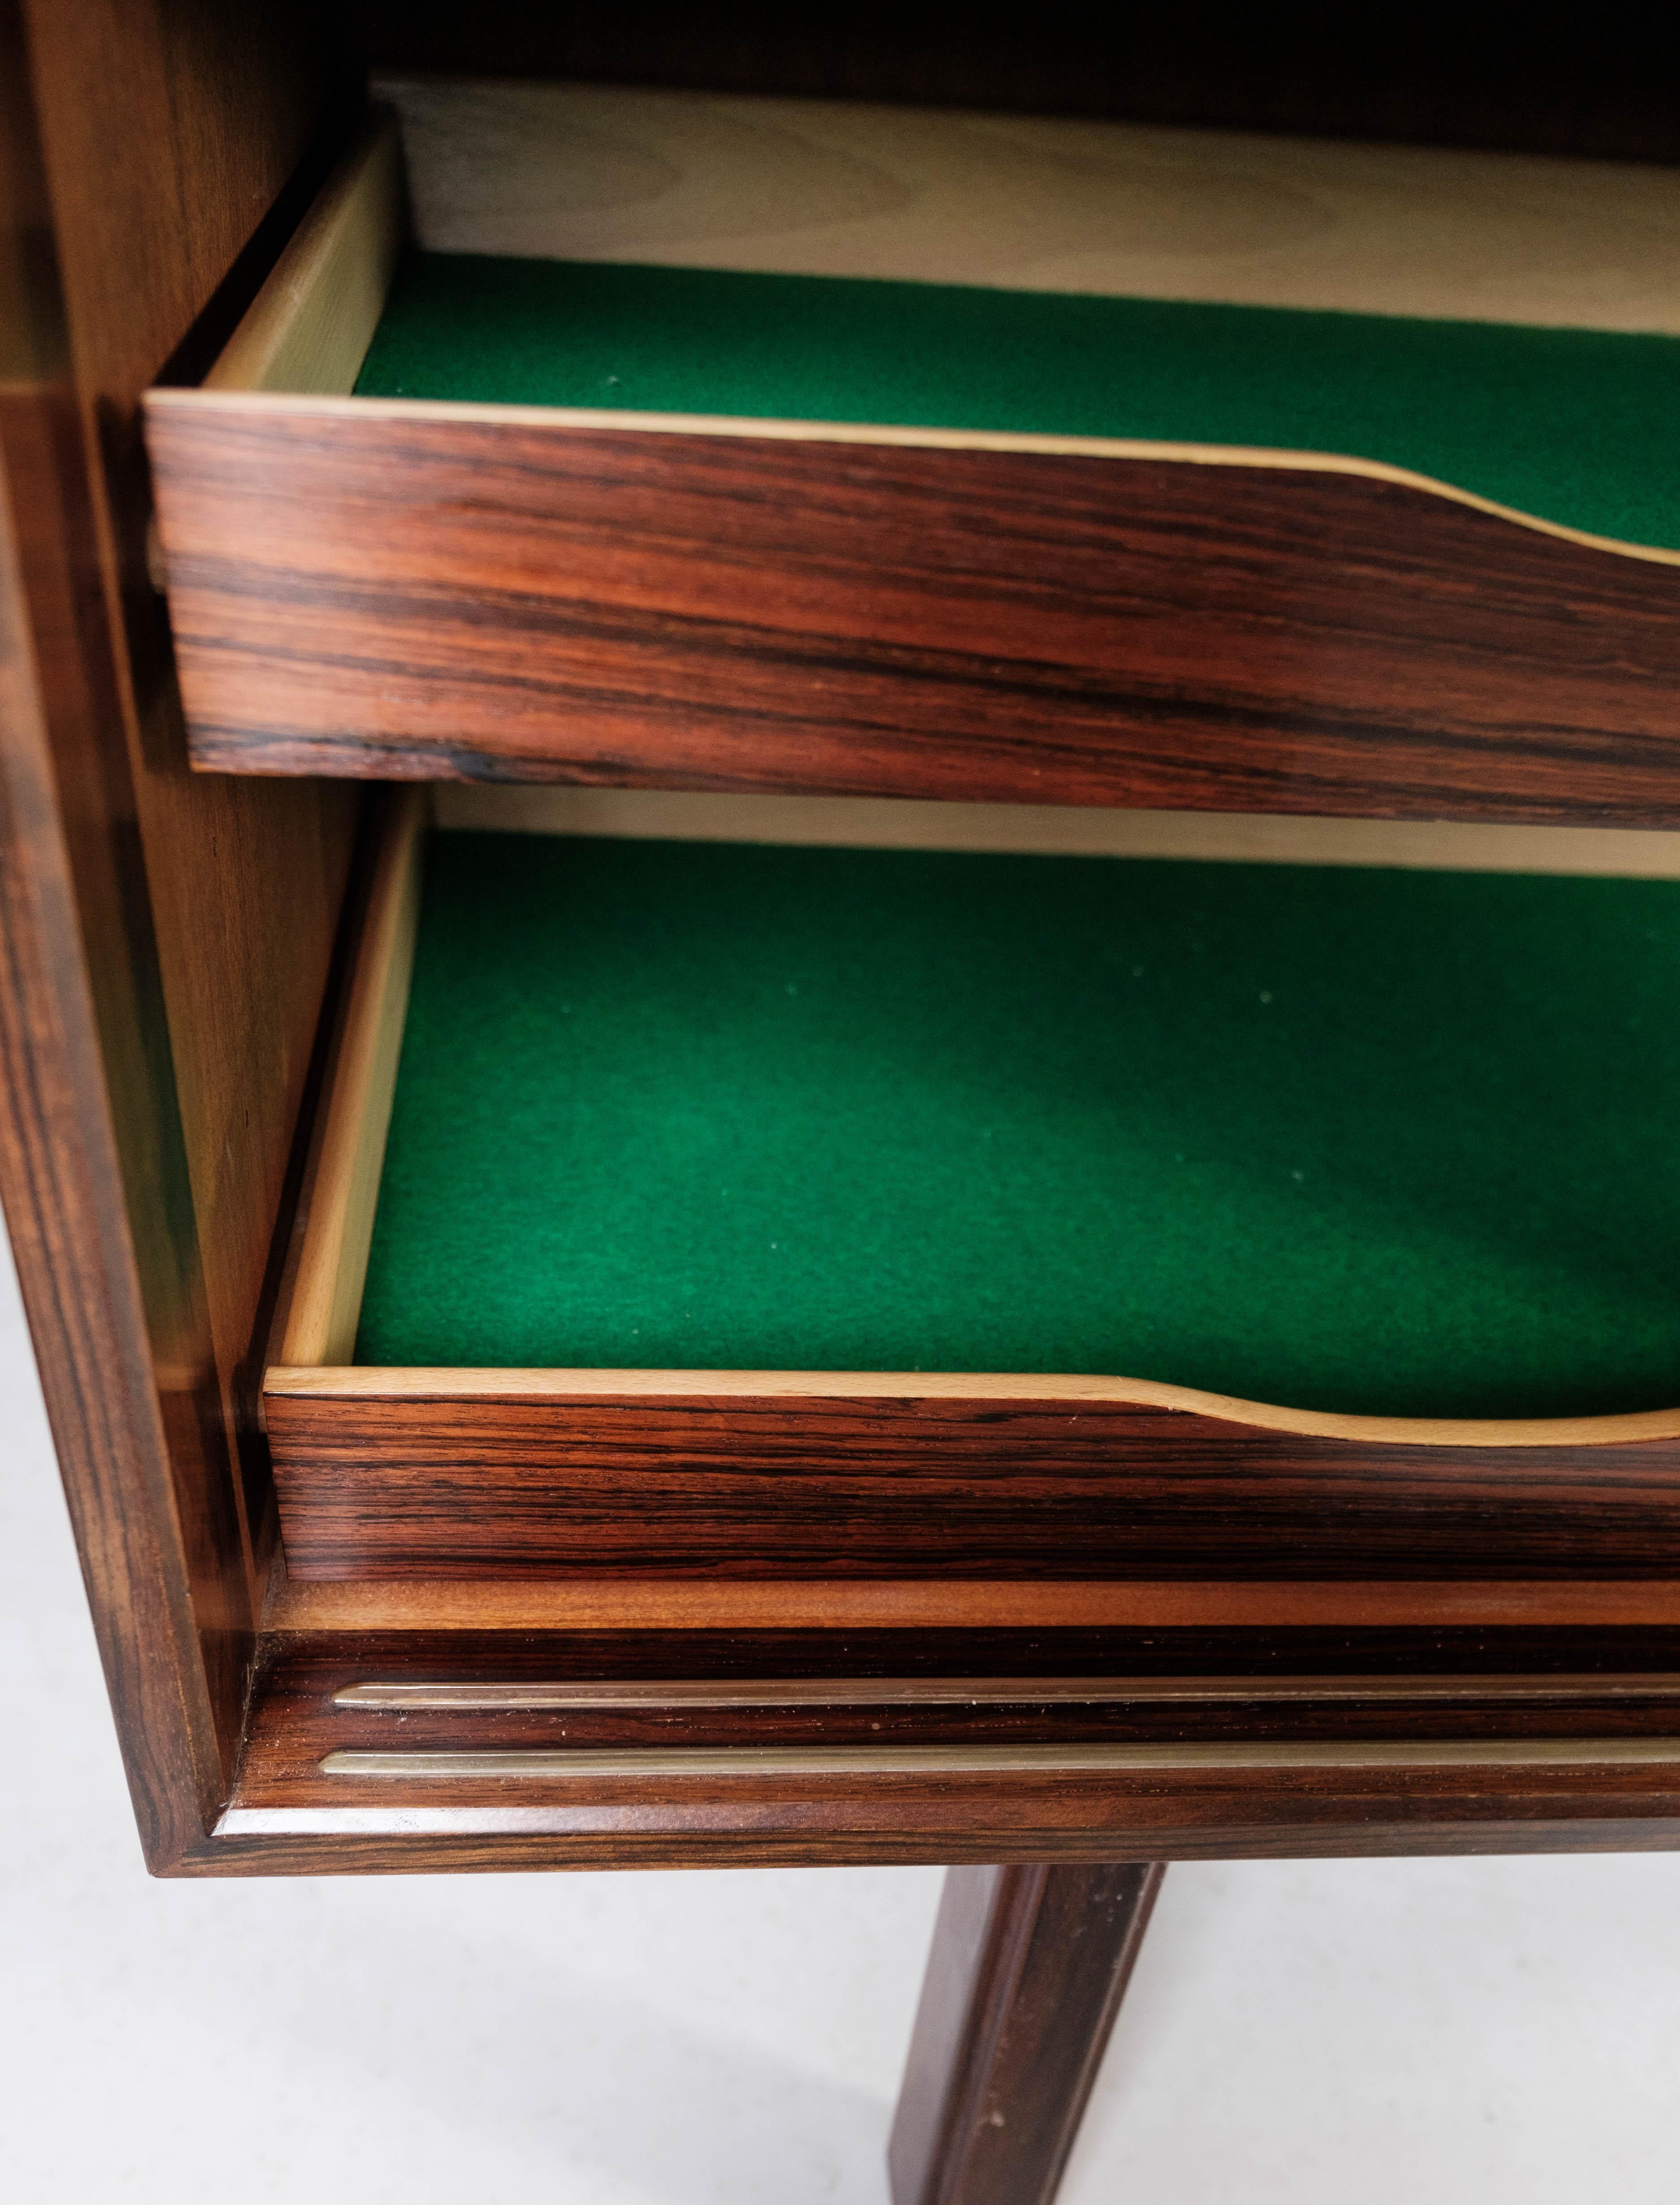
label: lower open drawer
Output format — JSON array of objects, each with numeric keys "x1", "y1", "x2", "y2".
[{"x1": 262, "y1": 790, "x2": 1680, "y2": 1582}]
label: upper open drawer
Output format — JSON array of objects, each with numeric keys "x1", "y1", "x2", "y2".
[{"x1": 144, "y1": 85, "x2": 1680, "y2": 821}]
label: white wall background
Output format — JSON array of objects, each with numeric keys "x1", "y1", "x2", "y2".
[{"x1": 4, "y1": 1218, "x2": 1679, "y2": 2204}]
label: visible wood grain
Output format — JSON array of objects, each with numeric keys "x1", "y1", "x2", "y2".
[
  {"x1": 256, "y1": 1628, "x2": 1680, "y2": 1707},
  {"x1": 890, "y1": 1862, "x2": 1163, "y2": 2205},
  {"x1": 270, "y1": 1364, "x2": 1680, "y2": 1449},
  {"x1": 378, "y1": 78, "x2": 1680, "y2": 334},
  {"x1": 260, "y1": 1387, "x2": 1680, "y2": 1580},
  {"x1": 221, "y1": 1691, "x2": 1680, "y2": 1864},
  {"x1": 434, "y1": 787, "x2": 1680, "y2": 879},
  {"x1": 197, "y1": 1629, "x2": 1680, "y2": 1869},
  {"x1": 288, "y1": 1659, "x2": 1680, "y2": 1751},
  {"x1": 264, "y1": 1579, "x2": 1680, "y2": 1633},
  {"x1": 145, "y1": 398, "x2": 1680, "y2": 820},
  {"x1": 266, "y1": 800, "x2": 1680, "y2": 1591},
  {"x1": 2, "y1": 4, "x2": 359, "y2": 1861},
  {"x1": 219, "y1": 1735, "x2": 1680, "y2": 1843},
  {"x1": 21, "y1": 9, "x2": 1680, "y2": 1887},
  {"x1": 205, "y1": 107, "x2": 404, "y2": 396},
  {"x1": 180, "y1": 1819, "x2": 1680, "y2": 1874},
  {"x1": 278, "y1": 788, "x2": 424, "y2": 1365},
  {"x1": 179, "y1": 1808, "x2": 1680, "y2": 1874},
  {"x1": 27, "y1": 7, "x2": 363, "y2": 1561},
  {"x1": 252, "y1": 1625, "x2": 1680, "y2": 1688},
  {"x1": 0, "y1": 379, "x2": 233, "y2": 1852},
  {"x1": 167, "y1": 1612, "x2": 1680, "y2": 1867}
]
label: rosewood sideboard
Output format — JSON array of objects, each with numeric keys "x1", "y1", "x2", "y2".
[{"x1": 6, "y1": 12, "x2": 1680, "y2": 2202}]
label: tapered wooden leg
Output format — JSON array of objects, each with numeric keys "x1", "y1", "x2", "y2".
[{"x1": 889, "y1": 1862, "x2": 1166, "y2": 2205}]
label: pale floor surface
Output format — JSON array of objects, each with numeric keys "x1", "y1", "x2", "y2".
[{"x1": 4, "y1": 1224, "x2": 1679, "y2": 2203}]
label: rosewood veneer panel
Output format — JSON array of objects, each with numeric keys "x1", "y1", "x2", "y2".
[
  {"x1": 228, "y1": 1655, "x2": 1680, "y2": 1861},
  {"x1": 145, "y1": 395, "x2": 1680, "y2": 821},
  {"x1": 262, "y1": 1384, "x2": 1680, "y2": 1579},
  {"x1": 216, "y1": 1632, "x2": 1680, "y2": 1864}
]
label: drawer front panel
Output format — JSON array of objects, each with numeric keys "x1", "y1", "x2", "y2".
[
  {"x1": 146, "y1": 397, "x2": 1680, "y2": 821},
  {"x1": 264, "y1": 1387, "x2": 1680, "y2": 1579}
]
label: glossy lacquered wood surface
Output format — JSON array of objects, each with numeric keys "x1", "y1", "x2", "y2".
[
  {"x1": 255, "y1": 1637, "x2": 1680, "y2": 1749},
  {"x1": 1, "y1": 2, "x2": 358, "y2": 1861},
  {"x1": 267, "y1": 1577, "x2": 1680, "y2": 1633},
  {"x1": 204, "y1": 1629, "x2": 1680, "y2": 1870},
  {"x1": 0, "y1": 365, "x2": 234, "y2": 1848},
  {"x1": 19, "y1": 15, "x2": 1680, "y2": 1882},
  {"x1": 889, "y1": 1861, "x2": 1164, "y2": 2205},
  {"x1": 263, "y1": 791, "x2": 1680, "y2": 1591},
  {"x1": 146, "y1": 395, "x2": 1680, "y2": 821},
  {"x1": 262, "y1": 1382, "x2": 1680, "y2": 1580},
  {"x1": 29, "y1": 8, "x2": 363, "y2": 1579}
]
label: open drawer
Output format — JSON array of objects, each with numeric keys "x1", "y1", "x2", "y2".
[
  {"x1": 264, "y1": 788, "x2": 1680, "y2": 1582},
  {"x1": 144, "y1": 84, "x2": 1680, "y2": 821}
]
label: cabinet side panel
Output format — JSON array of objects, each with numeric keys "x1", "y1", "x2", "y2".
[
  {"x1": 0, "y1": 321, "x2": 229, "y2": 1857},
  {"x1": 2, "y1": 1, "x2": 360, "y2": 1856},
  {"x1": 22, "y1": 1, "x2": 363, "y2": 1590}
]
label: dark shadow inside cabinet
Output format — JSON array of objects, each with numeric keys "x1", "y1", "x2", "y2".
[{"x1": 349, "y1": 4, "x2": 1680, "y2": 164}]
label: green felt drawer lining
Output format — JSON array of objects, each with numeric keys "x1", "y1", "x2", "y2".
[
  {"x1": 352, "y1": 253, "x2": 1680, "y2": 551},
  {"x1": 354, "y1": 831, "x2": 1680, "y2": 1420}
]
